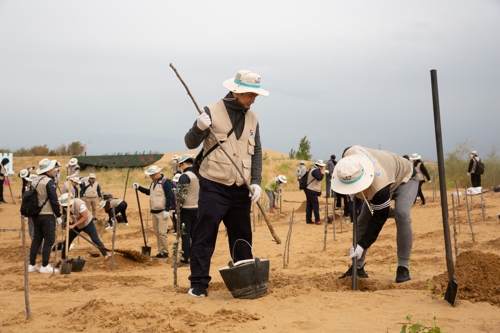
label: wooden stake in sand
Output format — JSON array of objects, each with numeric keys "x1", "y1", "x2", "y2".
[
  {"x1": 323, "y1": 198, "x2": 328, "y2": 250},
  {"x1": 455, "y1": 180, "x2": 461, "y2": 207},
  {"x1": 332, "y1": 201, "x2": 337, "y2": 240},
  {"x1": 480, "y1": 189, "x2": 486, "y2": 222},
  {"x1": 170, "y1": 63, "x2": 281, "y2": 244},
  {"x1": 110, "y1": 208, "x2": 117, "y2": 271},
  {"x1": 283, "y1": 209, "x2": 294, "y2": 268},
  {"x1": 172, "y1": 186, "x2": 185, "y2": 286},
  {"x1": 464, "y1": 187, "x2": 475, "y2": 242},
  {"x1": 20, "y1": 216, "x2": 31, "y2": 318},
  {"x1": 451, "y1": 194, "x2": 459, "y2": 264}
]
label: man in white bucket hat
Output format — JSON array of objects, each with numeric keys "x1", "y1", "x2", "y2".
[
  {"x1": 303, "y1": 160, "x2": 326, "y2": 225},
  {"x1": 66, "y1": 158, "x2": 80, "y2": 178},
  {"x1": 81, "y1": 173, "x2": 102, "y2": 218},
  {"x1": 332, "y1": 145, "x2": 419, "y2": 283},
  {"x1": 27, "y1": 158, "x2": 62, "y2": 274},
  {"x1": 132, "y1": 165, "x2": 174, "y2": 259},
  {"x1": 184, "y1": 69, "x2": 268, "y2": 297},
  {"x1": 467, "y1": 150, "x2": 482, "y2": 187},
  {"x1": 295, "y1": 161, "x2": 306, "y2": 180}
]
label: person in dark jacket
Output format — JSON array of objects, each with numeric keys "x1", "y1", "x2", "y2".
[
  {"x1": 18, "y1": 166, "x2": 36, "y2": 196},
  {"x1": 183, "y1": 69, "x2": 267, "y2": 297},
  {"x1": 468, "y1": 150, "x2": 482, "y2": 187},
  {"x1": 325, "y1": 155, "x2": 336, "y2": 198},
  {"x1": 0, "y1": 158, "x2": 9, "y2": 204},
  {"x1": 410, "y1": 153, "x2": 431, "y2": 206}
]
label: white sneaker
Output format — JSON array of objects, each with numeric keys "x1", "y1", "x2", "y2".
[
  {"x1": 28, "y1": 264, "x2": 40, "y2": 273},
  {"x1": 69, "y1": 243, "x2": 75, "y2": 251},
  {"x1": 39, "y1": 264, "x2": 59, "y2": 274},
  {"x1": 105, "y1": 225, "x2": 113, "y2": 230},
  {"x1": 123, "y1": 223, "x2": 129, "y2": 226}
]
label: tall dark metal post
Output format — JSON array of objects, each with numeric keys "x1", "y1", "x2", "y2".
[
  {"x1": 351, "y1": 196, "x2": 357, "y2": 290},
  {"x1": 430, "y1": 69, "x2": 458, "y2": 306}
]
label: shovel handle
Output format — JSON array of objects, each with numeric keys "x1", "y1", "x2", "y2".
[{"x1": 135, "y1": 188, "x2": 149, "y2": 248}]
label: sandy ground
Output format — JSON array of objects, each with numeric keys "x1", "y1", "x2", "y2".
[{"x1": 1, "y1": 178, "x2": 500, "y2": 332}]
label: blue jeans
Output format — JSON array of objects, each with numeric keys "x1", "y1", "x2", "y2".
[{"x1": 62, "y1": 219, "x2": 107, "y2": 259}]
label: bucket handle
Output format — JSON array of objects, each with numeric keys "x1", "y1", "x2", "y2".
[{"x1": 231, "y1": 239, "x2": 254, "y2": 265}]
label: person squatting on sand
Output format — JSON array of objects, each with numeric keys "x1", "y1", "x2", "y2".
[
  {"x1": 58, "y1": 193, "x2": 108, "y2": 264},
  {"x1": 101, "y1": 197, "x2": 129, "y2": 228},
  {"x1": 133, "y1": 165, "x2": 173, "y2": 259},
  {"x1": 184, "y1": 69, "x2": 267, "y2": 297},
  {"x1": 27, "y1": 158, "x2": 62, "y2": 274},
  {"x1": 332, "y1": 145, "x2": 419, "y2": 283}
]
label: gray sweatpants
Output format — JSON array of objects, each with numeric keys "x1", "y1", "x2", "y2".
[{"x1": 355, "y1": 174, "x2": 419, "y2": 268}]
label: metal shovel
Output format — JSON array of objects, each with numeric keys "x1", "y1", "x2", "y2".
[
  {"x1": 60, "y1": 200, "x2": 72, "y2": 274},
  {"x1": 135, "y1": 188, "x2": 151, "y2": 256}
]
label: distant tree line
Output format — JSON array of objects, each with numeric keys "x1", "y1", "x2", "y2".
[{"x1": 0, "y1": 141, "x2": 84, "y2": 157}]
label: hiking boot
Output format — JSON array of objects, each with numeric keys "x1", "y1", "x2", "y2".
[
  {"x1": 155, "y1": 252, "x2": 169, "y2": 259},
  {"x1": 39, "y1": 264, "x2": 59, "y2": 274},
  {"x1": 306, "y1": 221, "x2": 314, "y2": 224},
  {"x1": 314, "y1": 221, "x2": 322, "y2": 225},
  {"x1": 188, "y1": 284, "x2": 207, "y2": 297},
  {"x1": 28, "y1": 264, "x2": 40, "y2": 273},
  {"x1": 420, "y1": 202, "x2": 427, "y2": 206},
  {"x1": 338, "y1": 264, "x2": 369, "y2": 279},
  {"x1": 395, "y1": 266, "x2": 411, "y2": 283}
]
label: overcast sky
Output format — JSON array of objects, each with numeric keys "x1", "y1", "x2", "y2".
[{"x1": 1, "y1": 0, "x2": 499, "y2": 162}]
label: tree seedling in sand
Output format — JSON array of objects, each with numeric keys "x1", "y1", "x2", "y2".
[{"x1": 392, "y1": 314, "x2": 445, "y2": 333}]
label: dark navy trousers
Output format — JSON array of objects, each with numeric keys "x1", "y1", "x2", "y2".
[
  {"x1": 180, "y1": 207, "x2": 198, "y2": 263},
  {"x1": 189, "y1": 177, "x2": 253, "y2": 288},
  {"x1": 304, "y1": 188, "x2": 320, "y2": 222}
]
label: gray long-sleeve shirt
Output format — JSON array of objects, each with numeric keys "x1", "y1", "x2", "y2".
[{"x1": 184, "y1": 93, "x2": 262, "y2": 185}]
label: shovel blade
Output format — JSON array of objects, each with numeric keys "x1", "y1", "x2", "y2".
[
  {"x1": 60, "y1": 262, "x2": 72, "y2": 275},
  {"x1": 444, "y1": 279, "x2": 459, "y2": 306},
  {"x1": 141, "y1": 246, "x2": 151, "y2": 257}
]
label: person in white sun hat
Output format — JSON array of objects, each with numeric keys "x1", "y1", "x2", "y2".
[
  {"x1": 264, "y1": 175, "x2": 287, "y2": 213},
  {"x1": 332, "y1": 145, "x2": 419, "y2": 283},
  {"x1": 467, "y1": 150, "x2": 482, "y2": 187},
  {"x1": 171, "y1": 155, "x2": 181, "y2": 175},
  {"x1": 81, "y1": 173, "x2": 102, "y2": 217},
  {"x1": 184, "y1": 69, "x2": 268, "y2": 298},
  {"x1": 303, "y1": 160, "x2": 326, "y2": 225},
  {"x1": 27, "y1": 158, "x2": 62, "y2": 274},
  {"x1": 410, "y1": 153, "x2": 431, "y2": 206},
  {"x1": 132, "y1": 165, "x2": 174, "y2": 259},
  {"x1": 295, "y1": 160, "x2": 306, "y2": 180},
  {"x1": 66, "y1": 157, "x2": 80, "y2": 178}
]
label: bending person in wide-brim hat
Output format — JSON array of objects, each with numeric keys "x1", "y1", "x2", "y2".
[
  {"x1": 332, "y1": 145, "x2": 419, "y2": 283},
  {"x1": 101, "y1": 197, "x2": 129, "y2": 228},
  {"x1": 58, "y1": 193, "x2": 108, "y2": 264},
  {"x1": 264, "y1": 175, "x2": 287, "y2": 213}
]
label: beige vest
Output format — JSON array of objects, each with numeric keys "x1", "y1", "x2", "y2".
[
  {"x1": 72, "y1": 198, "x2": 93, "y2": 228},
  {"x1": 306, "y1": 168, "x2": 322, "y2": 192},
  {"x1": 199, "y1": 100, "x2": 258, "y2": 186},
  {"x1": 415, "y1": 161, "x2": 425, "y2": 181},
  {"x1": 61, "y1": 181, "x2": 76, "y2": 196},
  {"x1": 345, "y1": 145, "x2": 413, "y2": 200},
  {"x1": 68, "y1": 164, "x2": 80, "y2": 177},
  {"x1": 109, "y1": 198, "x2": 123, "y2": 208},
  {"x1": 0, "y1": 164, "x2": 5, "y2": 180},
  {"x1": 182, "y1": 171, "x2": 199, "y2": 209},
  {"x1": 149, "y1": 179, "x2": 166, "y2": 211},
  {"x1": 83, "y1": 180, "x2": 99, "y2": 197},
  {"x1": 36, "y1": 177, "x2": 54, "y2": 215}
]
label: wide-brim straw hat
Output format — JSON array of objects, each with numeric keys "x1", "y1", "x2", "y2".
[
  {"x1": 278, "y1": 175, "x2": 287, "y2": 183},
  {"x1": 331, "y1": 155, "x2": 375, "y2": 195},
  {"x1": 223, "y1": 70, "x2": 269, "y2": 96},
  {"x1": 179, "y1": 154, "x2": 194, "y2": 164},
  {"x1": 144, "y1": 165, "x2": 162, "y2": 175},
  {"x1": 410, "y1": 153, "x2": 421, "y2": 160},
  {"x1": 69, "y1": 158, "x2": 78, "y2": 166},
  {"x1": 58, "y1": 193, "x2": 75, "y2": 207},
  {"x1": 37, "y1": 158, "x2": 57, "y2": 174},
  {"x1": 19, "y1": 169, "x2": 29, "y2": 178}
]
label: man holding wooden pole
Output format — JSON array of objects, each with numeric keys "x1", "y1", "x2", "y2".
[{"x1": 184, "y1": 70, "x2": 267, "y2": 297}]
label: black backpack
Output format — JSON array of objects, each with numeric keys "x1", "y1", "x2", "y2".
[
  {"x1": 299, "y1": 169, "x2": 314, "y2": 190},
  {"x1": 20, "y1": 177, "x2": 48, "y2": 217},
  {"x1": 475, "y1": 160, "x2": 485, "y2": 175}
]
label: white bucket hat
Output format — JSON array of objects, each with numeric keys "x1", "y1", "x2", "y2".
[
  {"x1": 223, "y1": 70, "x2": 270, "y2": 96},
  {"x1": 19, "y1": 169, "x2": 29, "y2": 178},
  {"x1": 314, "y1": 159, "x2": 326, "y2": 167},
  {"x1": 58, "y1": 193, "x2": 75, "y2": 207},
  {"x1": 471, "y1": 150, "x2": 478, "y2": 155},
  {"x1": 69, "y1": 176, "x2": 81, "y2": 184},
  {"x1": 24, "y1": 174, "x2": 38, "y2": 182},
  {"x1": 172, "y1": 155, "x2": 179, "y2": 161},
  {"x1": 179, "y1": 154, "x2": 194, "y2": 164},
  {"x1": 144, "y1": 165, "x2": 162, "y2": 175},
  {"x1": 278, "y1": 175, "x2": 287, "y2": 183},
  {"x1": 410, "y1": 153, "x2": 421, "y2": 160},
  {"x1": 37, "y1": 158, "x2": 57, "y2": 174},
  {"x1": 331, "y1": 155, "x2": 375, "y2": 195},
  {"x1": 300, "y1": 161, "x2": 305, "y2": 165},
  {"x1": 69, "y1": 158, "x2": 78, "y2": 166},
  {"x1": 89, "y1": 173, "x2": 96, "y2": 179}
]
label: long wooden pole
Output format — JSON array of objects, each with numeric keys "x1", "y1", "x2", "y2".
[
  {"x1": 20, "y1": 216, "x2": 31, "y2": 318},
  {"x1": 170, "y1": 63, "x2": 280, "y2": 244}
]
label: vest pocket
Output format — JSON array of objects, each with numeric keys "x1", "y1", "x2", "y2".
[
  {"x1": 241, "y1": 159, "x2": 251, "y2": 182},
  {"x1": 207, "y1": 148, "x2": 234, "y2": 180},
  {"x1": 248, "y1": 137, "x2": 255, "y2": 155}
]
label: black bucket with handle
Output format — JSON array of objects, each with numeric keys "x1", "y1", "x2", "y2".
[{"x1": 219, "y1": 239, "x2": 270, "y2": 299}]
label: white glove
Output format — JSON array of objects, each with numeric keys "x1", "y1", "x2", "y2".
[
  {"x1": 249, "y1": 184, "x2": 262, "y2": 203},
  {"x1": 65, "y1": 164, "x2": 70, "y2": 168},
  {"x1": 196, "y1": 112, "x2": 211, "y2": 131},
  {"x1": 467, "y1": 173, "x2": 470, "y2": 176},
  {"x1": 163, "y1": 211, "x2": 170, "y2": 220},
  {"x1": 132, "y1": 183, "x2": 139, "y2": 190},
  {"x1": 56, "y1": 217, "x2": 63, "y2": 225},
  {"x1": 325, "y1": 170, "x2": 330, "y2": 174},
  {"x1": 349, "y1": 245, "x2": 364, "y2": 260}
]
